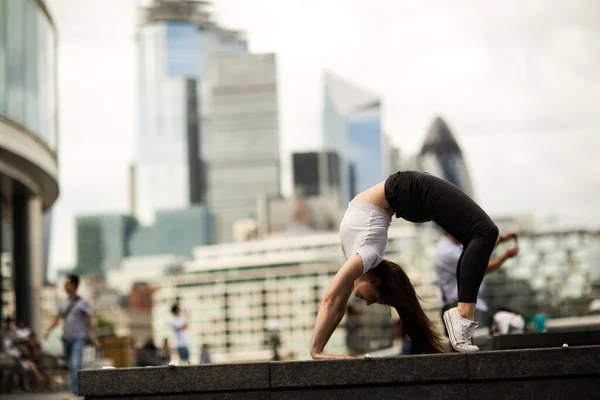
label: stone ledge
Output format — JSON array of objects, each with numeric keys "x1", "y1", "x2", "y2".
[
  {"x1": 468, "y1": 378, "x2": 599, "y2": 400},
  {"x1": 271, "y1": 383, "x2": 467, "y2": 400},
  {"x1": 467, "y1": 345, "x2": 599, "y2": 380},
  {"x1": 89, "y1": 391, "x2": 270, "y2": 400},
  {"x1": 491, "y1": 329, "x2": 600, "y2": 350},
  {"x1": 79, "y1": 345, "x2": 600, "y2": 399},
  {"x1": 79, "y1": 362, "x2": 269, "y2": 397},
  {"x1": 270, "y1": 352, "x2": 465, "y2": 389}
]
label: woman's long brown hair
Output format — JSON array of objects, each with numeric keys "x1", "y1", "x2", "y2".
[{"x1": 370, "y1": 260, "x2": 443, "y2": 354}]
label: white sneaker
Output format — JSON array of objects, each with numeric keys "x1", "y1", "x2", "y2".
[{"x1": 443, "y1": 307, "x2": 479, "y2": 353}]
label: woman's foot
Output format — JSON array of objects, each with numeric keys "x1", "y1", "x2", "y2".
[{"x1": 443, "y1": 307, "x2": 479, "y2": 352}]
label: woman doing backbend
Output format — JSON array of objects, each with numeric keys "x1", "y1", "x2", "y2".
[{"x1": 310, "y1": 171, "x2": 499, "y2": 358}]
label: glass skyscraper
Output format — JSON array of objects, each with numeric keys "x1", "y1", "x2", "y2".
[
  {"x1": 322, "y1": 72, "x2": 384, "y2": 204},
  {"x1": 346, "y1": 105, "x2": 383, "y2": 195},
  {"x1": 0, "y1": 0, "x2": 59, "y2": 331},
  {"x1": 129, "y1": 205, "x2": 211, "y2": 257},
  {"x1": 417, "y1": 116, "x2": 474, "y2": 197},
  {"x1": 0, "y1": 0, "x2": 57, "y2": 148},
  {"x1": 134, "y1": 0, "x2": 247, "y2": 224},
  {"x1": 75, "y1": 214, "x2": 137, "y2": 277},
  {"x1": 206, "y1": 53, "x2": 280, "y2": 243}
]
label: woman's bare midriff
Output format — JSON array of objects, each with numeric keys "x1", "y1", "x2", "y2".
[{"x1": 352, "y1": 181, "x2": 391, "y2": 211}]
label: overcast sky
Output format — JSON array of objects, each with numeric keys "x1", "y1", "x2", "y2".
[{"x1": 46, "y1": 0, "x2": 600, "y2": 278}]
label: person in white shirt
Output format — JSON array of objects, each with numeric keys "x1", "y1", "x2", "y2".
[
  {"x1": 171, "y1": 304, "x2": 190, "y2": 364},
  {"x1": 435, "y1": 232, "x2": 519, "y2": 335}
]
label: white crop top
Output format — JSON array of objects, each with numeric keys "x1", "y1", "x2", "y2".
[{"x1": 339, "y1": 200, "x2": 393, "y2": 274}]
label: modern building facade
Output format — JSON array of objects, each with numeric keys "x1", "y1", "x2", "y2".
[
  {"x1": 75, "y1": 214, "x2": 137, "y2": 277},
  {"x1": 266, "y1": 194, "x2": 342, "y2": 235},
  {"x1": 417, "y1": 116, "x2": 474, "y2": 197},
  {"x1": 0, "y1": 0, "x2": 59, "y2": 333},
  {"x1": 74, "y1": 206, "x2": 209, "y2": 279},
  {"x1": 292, "y1": 151, "x2": 341, "y2": 198},
  {"x1": 483, "y1": 230, "x2": 600, "y2": 318},
  {"x1": 151, "y1": 226, "x2": 441, "y2": 363},
  {"x1": 346, "y1": 106, "x2": 383, "y2": 194},
  {"x1": 42, "y1": 209, "x2": 52, "y2": 282},
  {"x1": 322, "y1": 72, "x2": 384, "y2": 204},
  {"x1": 106, "y1": 254, "x2": 187, "y2": 295},
  {"x1": 134, "y1": 0, "x2": 247, "y2": 225},
  {"x1": 129, "y1": 205, "x2": 211, "y2": 256},
  {"x1": 147, "y1": 226, "x2": 600, "y2": 362},
  {"x1": 206, "y1": 53, "x2": 281, "y2": 243},
  {"x1": 1, "y1": 252, "x2": 15, "y2": 320}
]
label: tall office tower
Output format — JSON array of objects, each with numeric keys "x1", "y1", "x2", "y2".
[
  {"x1": 135, "y1": 0, "x2": 247, "y2": 224},
  {"x1": 322, "y1": 72, "x2": 384, "y2": 204},
  {"x1": 207, "y1": 53, "x2": 281, "y2": 243},
  {"x1": 417, "y1": 116, "x2": 474, "y2": 197},
  {"x1": 292, "y1": 151, "x2": 341, "y2": 197}
]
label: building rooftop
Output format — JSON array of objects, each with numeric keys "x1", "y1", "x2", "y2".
[
  {"x1": 139, "y1": 0, "x2": 246, "y2": 43},
  {"x1": 140, "y1": 0, "x2": 212, "y2": 26},
  {"x1": 323, "y1": 71, "x2": 380, "y2": 116}
]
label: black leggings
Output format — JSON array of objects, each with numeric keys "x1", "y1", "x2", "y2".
[{"x1": 385, "y1": 171, "x2": 499, "y2": 303}]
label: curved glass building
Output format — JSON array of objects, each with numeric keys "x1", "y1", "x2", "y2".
[
  {"x1": 418, "y1": 116, "x2": 473, "y2": 197},
  {"x1": 0, "y1": 0, "x2": 59, "y2": 332}
]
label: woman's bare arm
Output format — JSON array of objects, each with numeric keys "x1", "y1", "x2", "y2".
[{"x1": 310, "y1": 254, "x2": 364, "y2": 359}]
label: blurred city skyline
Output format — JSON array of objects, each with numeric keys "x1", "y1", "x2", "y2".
[{"x1": 47, "y1": 0, "x2": 600, "y2": 278}]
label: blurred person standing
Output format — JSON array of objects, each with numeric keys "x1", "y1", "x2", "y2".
[
  {"x1": 136, "y1": 338, "x2": 159, "y2": 367},
  {"x1": 158, "y1": 338, "x2": 171, "y2": 365},
  {"x1": 129, "y1": 338, "x2": 139, "y2": 367},
  {"x1": 43, "y1": 274, "x2": 99, "y2": 395},
  {"x1": 200, "y1": 344, "x2": 212, "y2": 364},
  {"x1": 269, "y1": 331, "x2": 281, "y2": 361},
  {"x1": 171, "y1": 304, "x2": 190, "y2": 364},
  {"x1": 436, "y1": 231, "x2": 519, "y2": 334}
]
